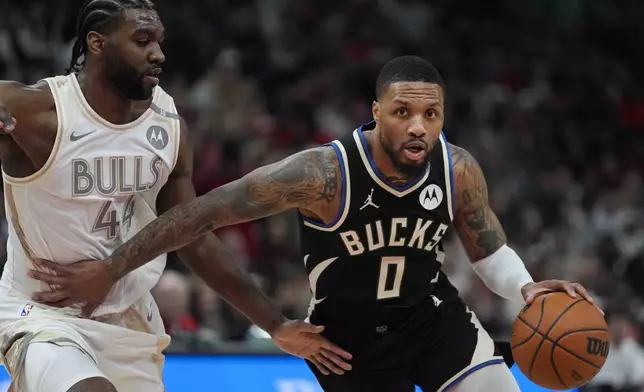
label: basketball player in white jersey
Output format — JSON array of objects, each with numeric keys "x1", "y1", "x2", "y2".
[{"x1": 0, "y1": 0, "x2": 352, "y2": 391}]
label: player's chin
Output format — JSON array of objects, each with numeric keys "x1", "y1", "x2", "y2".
[
  {"x1": 395, "y1": 155, "x2": 429, "y2": 176},
  {"x1": 133, "y1": 83, "x2": 155, "y2": 100},
  {"x1": 143, "y1": 84, "x2": 156, "y2": 97}
]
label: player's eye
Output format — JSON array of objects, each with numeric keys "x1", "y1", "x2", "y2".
[
  {"x1": 137, "y1": 39, "x2": 150, "y2": 46},
  {"x1": 396, "y1": 108, "x2": 408, "y2": 116},
  {"x1": 426, "y1": 110, "x2": 437, "y2": 118}
]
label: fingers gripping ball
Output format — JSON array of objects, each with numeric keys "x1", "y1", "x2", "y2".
[{"x1": 511, "y1": 292, "x2": 609, "y2": 390}]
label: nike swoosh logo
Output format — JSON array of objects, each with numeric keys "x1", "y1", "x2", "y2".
[{"x1": 70, "y1": 129, "x2": 97, "y2": 141}]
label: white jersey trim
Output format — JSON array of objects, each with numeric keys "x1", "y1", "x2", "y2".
[
  {"x1": 302, "y1": 141, "x2": 351, "y2": 232},
  {"x1": 169, "y1": 97, "x2": 182, "y2": 173},
  {"x1": 437, "y1": 310, "x2": 505, "y2": 392},
  {"x1": 3, "y1": 182, "x2": 38, "y2": 263},
  {"x1": 3, "y1": 80, "x2": 65, "y2": 185},
  {"x1": 438, "y1": 132, "x2": 454, "y2": 220},
  {"x1": 70, "y1": 73, "x2": 160, "y2": 132},
  {"x1": 352, "y1": 129, "x2": 430, "y2": 198}
]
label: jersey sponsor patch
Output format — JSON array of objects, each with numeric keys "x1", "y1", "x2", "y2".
[
  {"x1": 146, "y1": 125, "x2": 169, "y2": 150},
  {"x1": 419, "y1": 184, "x2": 443, "y2": 211}
]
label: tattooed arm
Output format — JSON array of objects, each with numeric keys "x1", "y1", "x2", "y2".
[
  {"x1": 153, "y1": 119, "x2": 286, "y2": 334},
  {"x1": 448, "y1": 144, "x2": 601, "y2": 306},
  {"x1": 106, "y1": 145, "x2": 340, "y2": 280},
  {"x1": 29, "y1": 129, "x2": 353, "y2": 370},
  {"x1": 450, "y1": 144, "x2": 507, "y2": 261}
]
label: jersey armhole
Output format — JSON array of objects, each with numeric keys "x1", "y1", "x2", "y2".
[
  {"x1": 3, "y1": 78, "x2": 65, "y2": 185},
  {"x1": 301, "y1": 141, "x2": 351, "y2": 232},
  {"x1": 168, "y1": 97, "x2": 181, "y2": 173},
  {"x1": 440, "y1": 132, "x2": 456, "y2": 220}
]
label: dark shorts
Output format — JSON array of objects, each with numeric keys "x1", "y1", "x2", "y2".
[{"x1": 307, "y1": 297, "x2": 508, "y2": 392}]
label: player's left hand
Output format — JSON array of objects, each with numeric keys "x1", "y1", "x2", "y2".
[
  {"x1": 271, "y1": 320, "x2": 353, "y2": 375},
  {"x1": 28, "y1": 258, "x2": 115, "y2": 317},
  {"x1": 521, "y1": 280, "x2": 604, "y2": 315}
]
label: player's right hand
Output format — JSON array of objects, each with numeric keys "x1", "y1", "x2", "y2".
[
  {"x1": 29, "y1": 258, "x2": 116, "y2": 317},
  {"x1": 271, "y1": 320, "x2": 353, "y2": 375},
  {"x1": 0, "y1": 101, "x2": 16, "y2": 133}
]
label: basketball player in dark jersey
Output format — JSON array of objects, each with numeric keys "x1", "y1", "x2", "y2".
[{"x1": 31, "y1": 56, "x2": 598, "y2": 391}]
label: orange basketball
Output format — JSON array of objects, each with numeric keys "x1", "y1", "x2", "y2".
[{"x1": 510, "y1": 292, "x2": 609, "y2": 390}]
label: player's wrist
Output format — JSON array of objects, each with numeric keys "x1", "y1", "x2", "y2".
[
  {"x1": 104, "y1": 256, "x2": 127, "y2": 281},
  {"x1": 520, "y1": 282, "x2": 535, "y2": 295},
  {"x1": 471, "y1": 244, "x2": 534, "y2": 304},
  {"x1": 267, "y1": 315, "x2": 291, "y2": 338}
]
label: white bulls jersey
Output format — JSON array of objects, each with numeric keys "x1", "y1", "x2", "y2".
[{"x1": 0, "y1": 73, "x2": 181, "y2": 316}]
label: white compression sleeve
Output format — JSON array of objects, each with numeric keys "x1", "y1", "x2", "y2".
[{"x1": 470, "y1": 244, "x2": 534, "y2": 304}]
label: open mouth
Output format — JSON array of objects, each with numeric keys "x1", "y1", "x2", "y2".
[{"x1": 403, "y1": 141, "x2": 427, "y2": 161}]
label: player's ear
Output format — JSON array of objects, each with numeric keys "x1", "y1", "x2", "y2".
[
  {"x1": 86, "y1": 31, "x2": 106, "y2": 56},
  {"x1": 372, "y1": 101, "x2": 380, "y2": 125}
]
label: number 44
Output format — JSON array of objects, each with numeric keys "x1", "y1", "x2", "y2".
[{"x1": 92, "y1": 196, "x2": 136, "y2": 239}]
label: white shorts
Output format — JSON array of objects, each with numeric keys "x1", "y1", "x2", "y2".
[{"x1": 0, "y1": 292, "x2": 170, "y2": 392}]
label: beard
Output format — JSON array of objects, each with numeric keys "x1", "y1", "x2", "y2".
[
  {"x1": 380, "y1": 131, "x2": 431, "y2": 178},
  {"x1": 105, "y1": 49, "x2": 154, "y2": 100}
]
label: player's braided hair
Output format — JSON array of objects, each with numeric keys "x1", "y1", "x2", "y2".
[
  {"x1": 375, "y1": 56, "x2": 445, "y2": 99},
  {"x1": 66, "y1": 0, "x2": 155, "y2": 74}
]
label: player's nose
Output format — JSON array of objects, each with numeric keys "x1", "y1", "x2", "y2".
[
  {"x1": 150, "y1": 45, "x2": 166, "y2": 64},
  {"x1": 407, "y1": 116, "x2": 427, "y2": 138}
]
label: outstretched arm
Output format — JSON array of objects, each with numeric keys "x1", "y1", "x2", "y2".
[
  {"x1": 29, "y1": 120, "x2": 352, "y2": 372},
  {"x1": 154, "y1": 123, "x2": 351, "y2": 372},
  {"x1": 156, "y1": 119, "x2": 285, "y2": 335},
  {"x1": 106, "y1": 144, "x2": 340, "y2": 280}
]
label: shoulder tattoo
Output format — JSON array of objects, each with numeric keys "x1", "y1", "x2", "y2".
[{"x1": 450, "y1": 144, "x2": 507, "y2": 259}]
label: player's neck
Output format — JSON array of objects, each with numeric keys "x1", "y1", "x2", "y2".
[
  {"x1": 364, "y1": 128, "x2": 412, "y2": 187},
  {"x1": 76, "y1": 69, "x2": 134, "y2": 125}
]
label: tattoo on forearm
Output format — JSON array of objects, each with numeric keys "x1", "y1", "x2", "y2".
[
  {"x1": 108, "y1": 147, "x2": 340, "y2": 278},
  {"x1": 451, "y1": 144, "x2": 507, "y2": 260},
  {"x1": 462, "y1": 198, "x2": 506, "y2": 256}
]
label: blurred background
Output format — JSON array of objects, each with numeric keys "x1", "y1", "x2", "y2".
[{"x1": 1, "y1": 0, "x2": 643, "y2": 391}]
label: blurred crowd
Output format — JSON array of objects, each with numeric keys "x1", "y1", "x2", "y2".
[{"x1": 1, "y1": 0, "x2": 643, "y2": 390}]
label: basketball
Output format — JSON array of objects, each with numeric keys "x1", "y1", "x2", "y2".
[{"x1": 510, "y1": 292, "x2": 609, "y2": 390}]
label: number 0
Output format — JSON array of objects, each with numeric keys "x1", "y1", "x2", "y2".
[{"x1": 377, "y1": 256, "x2": 405, "y2": 300}]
